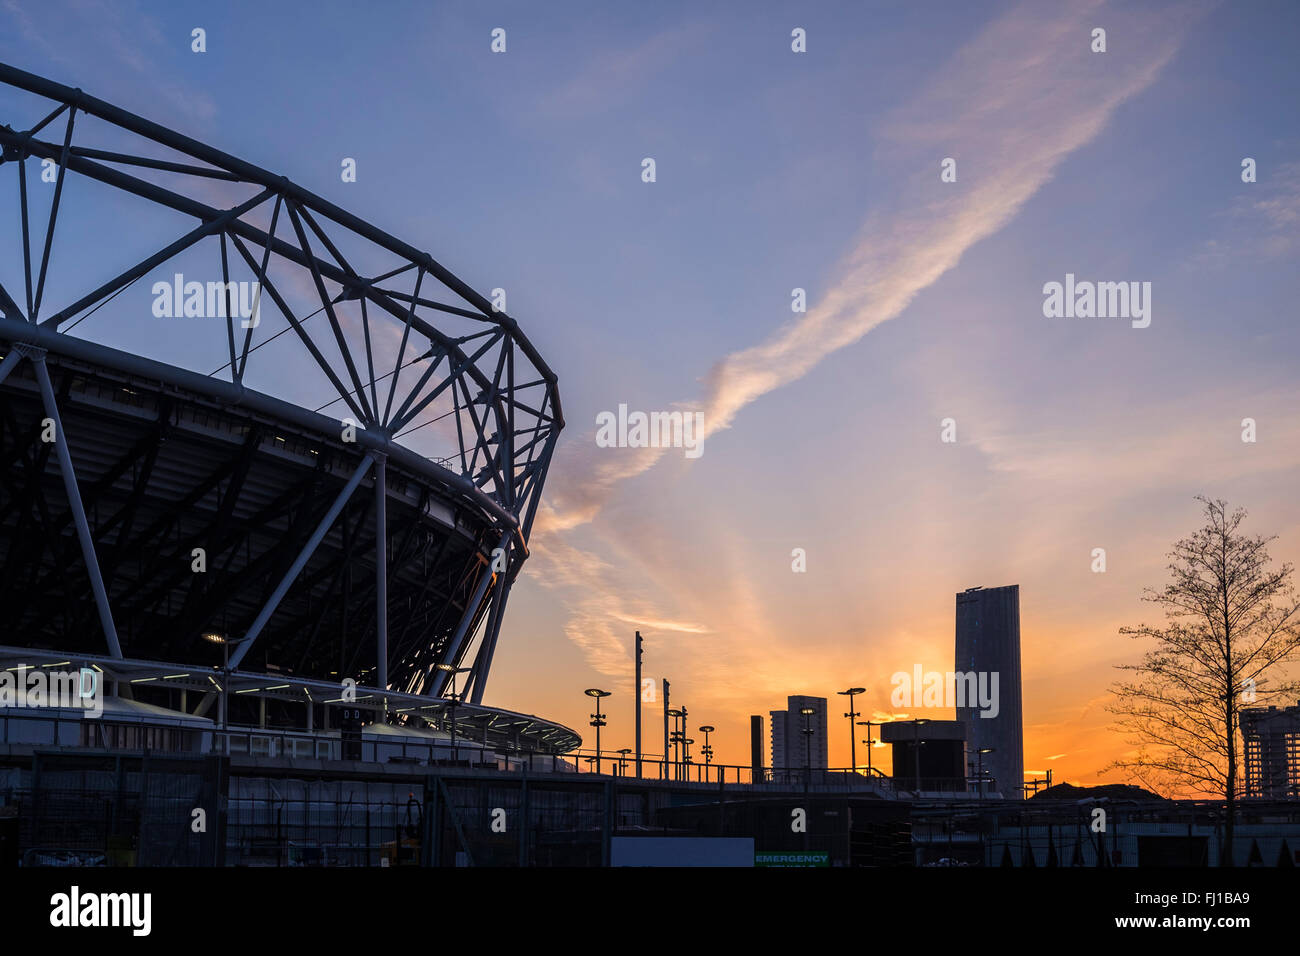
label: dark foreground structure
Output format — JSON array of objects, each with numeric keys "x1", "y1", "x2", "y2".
[
  {"x1": 4, "y1": 745, "x2": 1300, "y2": 867},
  {"x1": 0, "y1": 751, "x2": 915, "y2": 867}
]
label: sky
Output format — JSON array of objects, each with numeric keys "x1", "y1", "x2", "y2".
[{"x1": 2, "y1": 0, "x2": 1299, "y2": 791}]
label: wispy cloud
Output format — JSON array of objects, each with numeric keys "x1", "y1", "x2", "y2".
[
  {"x1": 1193, "y1": 160, "x2": 1300, "y2": 266},
  {"x1": 535, "y1": 0, "x2": 1206, "y2": 685},
  {"x1": 610, "y1": 612, "x2": 711, "y2": 634},
  {"x1": 531, "y1": 22, "x2": 712, "y2": 121},
  {"x1": 544, "y1": 1, "x2": 1206, "y2": 535}
]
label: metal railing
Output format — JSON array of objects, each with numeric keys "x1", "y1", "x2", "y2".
[
  {"x1": 560, "y1": 748, "x2": 899, "y2": 789},
  {"x1": 3, "y1": 711, "x2": 1000, "y2": 795}
]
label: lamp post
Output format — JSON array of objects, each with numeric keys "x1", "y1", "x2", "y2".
[
  {"x1": 204, "y1": 631, "x2": 248, "y2": 756},
  {"x1": 912, "y1": 718, "x2": 930, "y2": 795},
  {"x1": 680, "y1": 705, "x2": 689, "y2": 780},
  {"x1": 436, "y1": 663, "x2": 471, "y2": 699},
  {"x1": 838, "y1": 687, "x2": 865, "y2": 775},
  {"x1": 437, "y1": 664, "x2": 471, "y2": 763},
  {"x1": 667, "y1": 705, "x2": 689, "y2": 780},
  {"x1": 661, "y1": 679, "x2": 670, "y2": 781},
  {"x1": 667, "y1": 708, "x2": 683, "y2": 780},
  {"x1": 634, "y1": 631, "x2": 643, "y2": 779},
  {"x1": 976, "y1": 747, "x2": 996, "y2": 800},
  {"x1": 616, "y1": 747, "x2": 632, "y2": 777},
  {"x1": 799, "y1": 706, "x2": 816, "y2": 790},
  {"x1": 699, "y1": 725, "x2": 715, "y2": 781},
  {"x1": 856, "y1": 719, "x2": 879, "y2": 776},
  {"x1": 585, "y1": 688, "x2": 610, "y2": 774}
]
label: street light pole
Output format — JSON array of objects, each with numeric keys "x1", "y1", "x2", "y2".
[
  {"x1": 680, "y1": 705, "x2": 688, "y2": 780},
  {"x1": 667, "y1": 708, "x2": 683, "y2": 781},
  {"x1": 913, "y1": 718, "x2": 930, "y2": 795},
  {"x1": 977, "y1": 747, "x2": 996, "y2": 801},
  {"x1": 799, "y1": 706, "x2": 816, "y2": 791},
  {"x1": 662, "y1": 679, "x2": 670, "y2": 781},
  {"x1": 585, "y1": 688, "x2": 610, "y2": 774},
  {"x1": 204, "y1": 631, "x2": 245, "y2": 756},
  {"x1": 449, "y1": 694, "x2": 459, "y2": 763},
  {"x1": 699, "y1": 725, "x2": 715, "y2": 781},
  {"x1": 669, "y1": 706, "x2": 690, "y2": 781},
  {"x1": 634, "y1": 631, "x2": 643, "y2": 779},
  {"x1": 436, "y1": 664, "x2": 471, "y2": 764},
  {"x1": 856, "y1": 719, "x2": 878, "y2": 776},
  {"x1": 838, "y1": 687, "x2": 865, "y2": 775}
]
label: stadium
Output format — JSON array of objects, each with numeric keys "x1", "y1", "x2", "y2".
[{"x1": 0, "y1": 60, "x2": 581, "y2": 802}]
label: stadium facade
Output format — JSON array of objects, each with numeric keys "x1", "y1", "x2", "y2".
[{"x1": 0, "y1": 61, "x2": 578, "y2": 762}]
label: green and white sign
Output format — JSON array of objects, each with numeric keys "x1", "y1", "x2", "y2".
[{"x1": 754, "y1": 851, "x2": 829, "y2": 867}]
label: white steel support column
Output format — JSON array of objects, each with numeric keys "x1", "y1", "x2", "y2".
[
  {"x1": 430, "y1": 528, "x2": 511, "y2": 697},
  {"x1": 32, "y1": 354, "x2": 124, "y2": 659},
  {"x1": 374, "y1": 454, "x2": 389, "y2": 697},
  {"x1": 228, "y1": 451, "x2": 376, "y2": 670},
  {"x1": 0, "y1": 349, "x2": 23, "y2": 387}
]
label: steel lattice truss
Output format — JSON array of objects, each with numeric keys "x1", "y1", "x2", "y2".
[{"x1": 0, "y1": 64, "x2": 563, "y2": 707}]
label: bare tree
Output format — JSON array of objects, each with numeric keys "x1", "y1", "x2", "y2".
[{"x1": 1107, "y1": 497, "x2": 1300, "y2": 865}]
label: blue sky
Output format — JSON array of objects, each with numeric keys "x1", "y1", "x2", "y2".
[{"x1": 2, "y1": 0, "x2": 1298, "y2": 783}]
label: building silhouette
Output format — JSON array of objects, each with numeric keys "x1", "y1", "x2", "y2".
[
  {"x1": 955, "y1": 585, "x2": 1023, "y2": 798},
  {"x1": 1243, "y1": 701, "x2": 1300, "y2": 799},
  {"x1": 770, "y1": 695, "x2": 829, "y2": 771},
  {"x1": 880, "y1": 719, "x2": 968, "y2": 793}
]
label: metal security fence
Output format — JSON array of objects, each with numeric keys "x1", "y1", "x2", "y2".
[
  {"x1": 10, "y1": 747, "x2": 1300, "y2": 870},
  {"x1": 225, "y1": 778, "x2": 421, "y2": 867},
  {"x1": 16, "y1": 751, "x2": 221, "y2": 865},
  {"x1": 427, "y1": 776, "x2": 613, "y2": 867}
]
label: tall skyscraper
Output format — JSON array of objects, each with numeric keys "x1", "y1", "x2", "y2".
[
  {"x1": 955, "y1": 585, "x2": 1023, "y2": 798},
  {"x1": 769, "y1": 695, "x2": 829, "y2": 771},
  {"x1": 1242, "y1": 701, "x2": 1300, "y2": 799}
]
